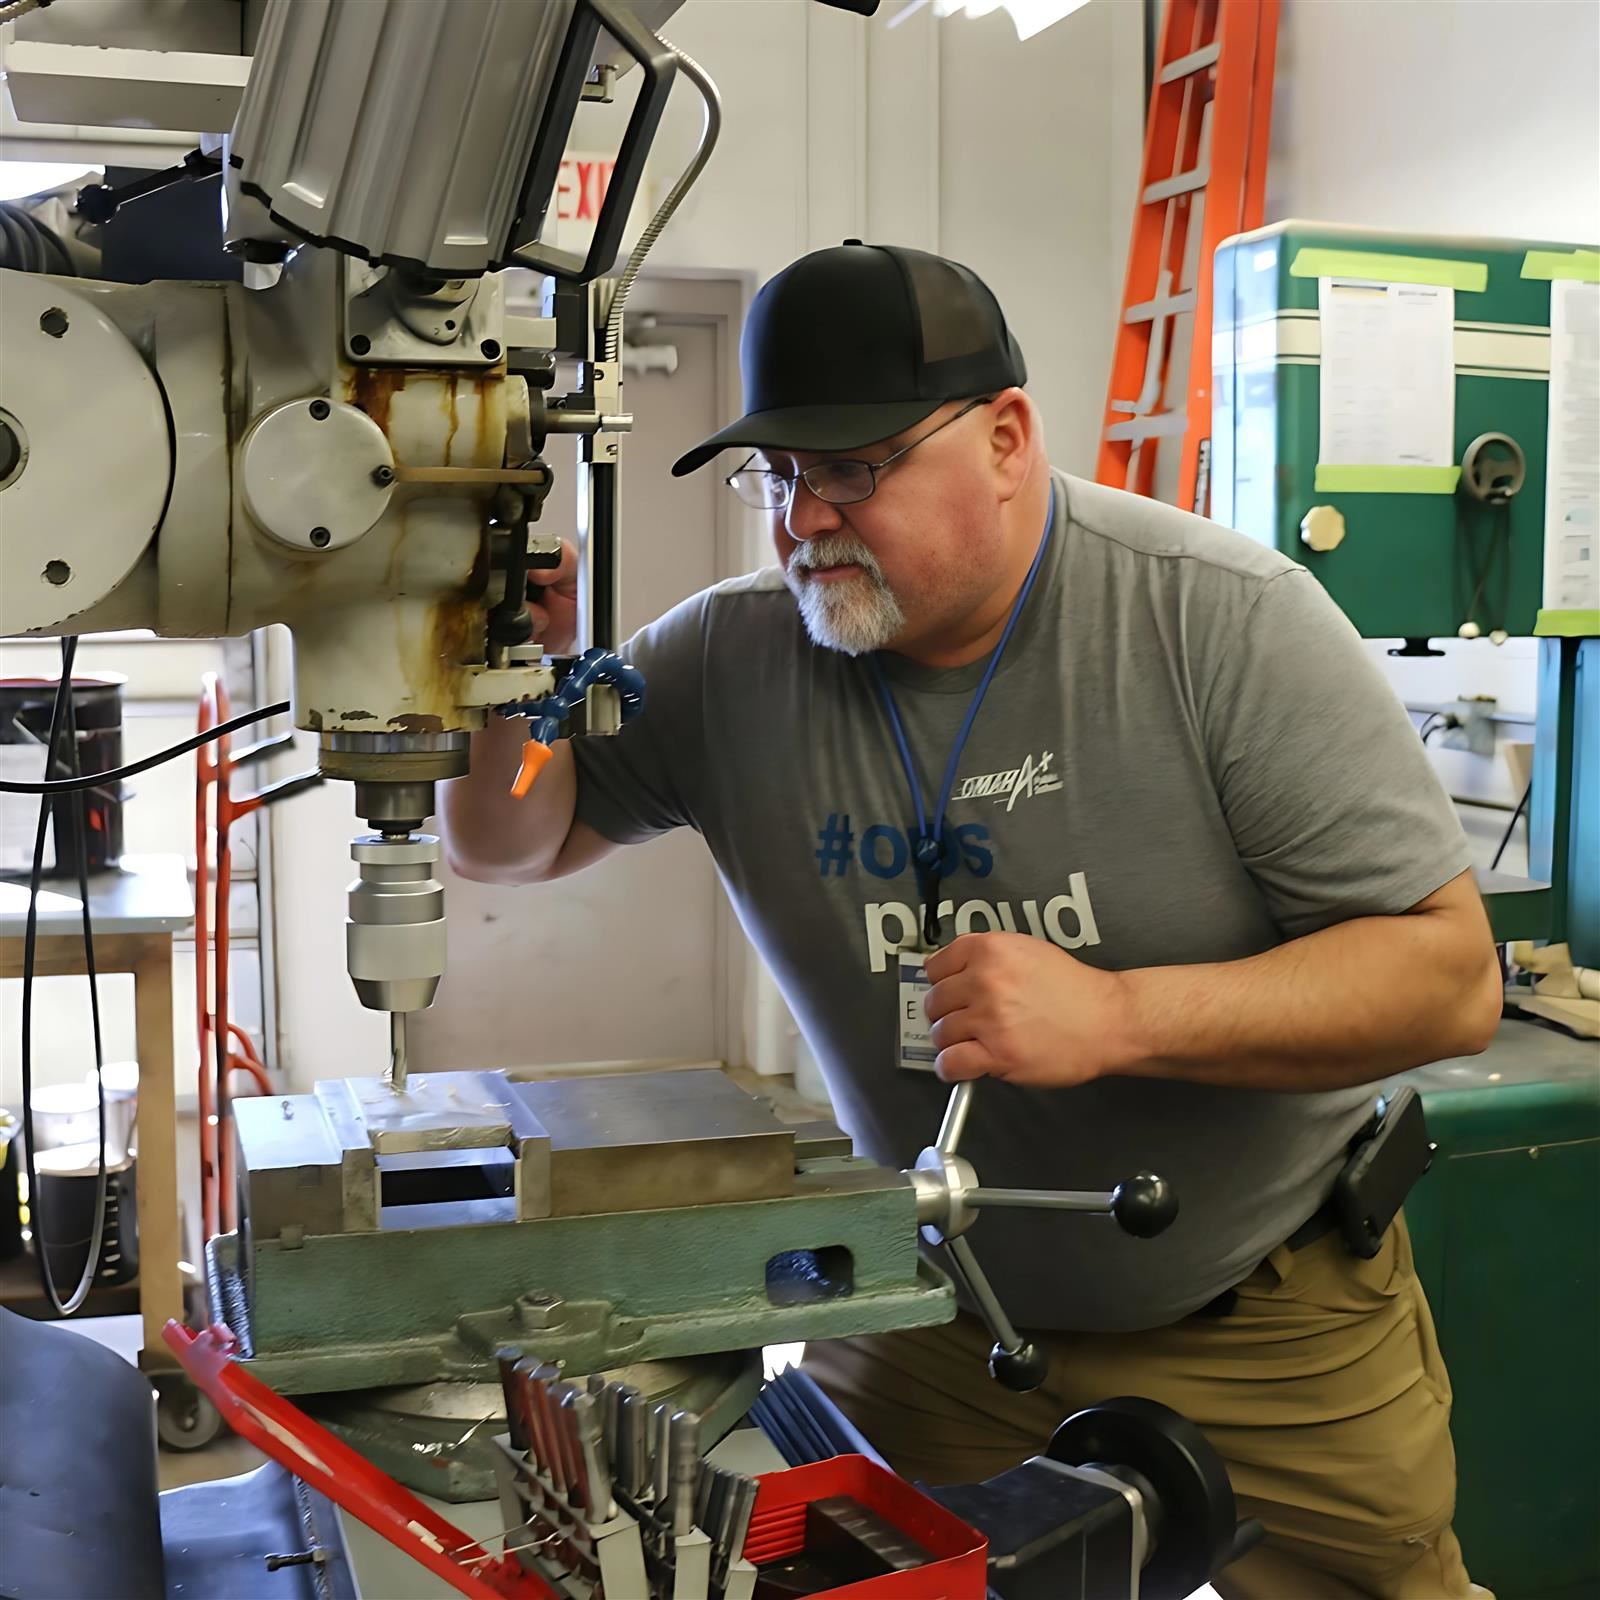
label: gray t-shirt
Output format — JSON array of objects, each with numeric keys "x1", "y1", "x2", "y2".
[{"x1": 571, "y1": 472, "x2": 1470, "y2": 1331}]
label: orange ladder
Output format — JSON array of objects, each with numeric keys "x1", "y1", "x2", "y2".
[{"x1": 1097, "y1": 0, "x2": 1279, "y2": 516}]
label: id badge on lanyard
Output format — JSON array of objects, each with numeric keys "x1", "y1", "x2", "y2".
[
  {"x1": 876, "y1": 494, "x2": 1056, "y2": 1073},
  {"x1": 897, "y1": 947, "x2": 937, "y2": 1072}
]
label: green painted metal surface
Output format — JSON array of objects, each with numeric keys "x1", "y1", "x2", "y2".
[
  {"x1": 1214, "y1": 221, "x2": 1600, "y2": 965},
  {"x1": 1399, "y1": 1032, "x2": 1600, "y2": 1599},
  {"x1": 216, "y1": 1158, "x2": 953, "y2": 1394},
  {"x1": 1480, "y1": 875, "x2": 1555, "y2": 944},
  {"x1": 1214, "y1": 222, "x2": 1585, "y2": 642}
]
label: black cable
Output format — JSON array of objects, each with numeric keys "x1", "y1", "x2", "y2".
[
  {"x1": 1418, "y1": 713, "x2": 1446, "y2": 743},
  {"x1": 1491, "y1": 780, "x2": 1532, "y2": 871},
  {"x1": 19, "y1": 639, "x2": 110, "y2": 1316},
  {"x1": 0, "y1": 699, "x2": 289, "y2": 794},
  {"x1": 59, "y1": 647, "x2": 110, "y2": 1291}
]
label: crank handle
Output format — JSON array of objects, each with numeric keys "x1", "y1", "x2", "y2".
[{"x1": 964, "y1": 1172, "x2": 1178, "y2": 1239}]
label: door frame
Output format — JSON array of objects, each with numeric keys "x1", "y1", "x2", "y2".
[{"x1": 619, "y1": 272, "x2": 760, "y2": 1074}]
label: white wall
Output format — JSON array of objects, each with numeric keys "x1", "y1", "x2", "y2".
[
  {"x1": 1269, "y1": 0, "x2": 1600, "y2": 859},
  {"x1": 574, "y1": 0, "x2": 1140, "y2": 467},
  {"x1": 935, "y1": 0, "x2": 1145, "y2": 471},
  {"x1": 1270, "y1": 0, "x2": 1600, "y2": 245}
]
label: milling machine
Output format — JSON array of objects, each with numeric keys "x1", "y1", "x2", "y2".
[{"x1": 0, "y1": 4, "x2": 1252, "y2": 1593}]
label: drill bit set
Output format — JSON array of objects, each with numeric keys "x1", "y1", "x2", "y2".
[{"x1": 495, "y1": 1348, "x2": 760, "y2": 1599}]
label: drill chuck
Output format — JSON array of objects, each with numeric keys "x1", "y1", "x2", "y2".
[{"x1": 345, "y1": 833, "x2": 446, "y2": 1014}]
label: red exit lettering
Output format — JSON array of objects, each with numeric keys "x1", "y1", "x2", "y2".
[{"x1": 556, "y1": 157, "x2": 616, "y2": 223}]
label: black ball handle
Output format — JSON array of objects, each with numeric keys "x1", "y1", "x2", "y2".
[{"x1": 1111, "y1": 1173, "x2": 1178, "y2": 1239}]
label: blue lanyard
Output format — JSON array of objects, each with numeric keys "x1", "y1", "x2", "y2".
[{"x1": 868, "y1": 493, "x2": 1056, "y2": 945}]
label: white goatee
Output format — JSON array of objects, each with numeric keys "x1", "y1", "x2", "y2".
[{"x1": 785, "y1": 534, "x2": 906, "y2": 656}]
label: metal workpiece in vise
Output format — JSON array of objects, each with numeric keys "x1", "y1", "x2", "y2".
[
  {"x1": 211, "y1": 1067, "x2": 956, "y2": 1412},
  {"x1": 907, "y1": 1082, "x2": 1178, "y2": 1392}
]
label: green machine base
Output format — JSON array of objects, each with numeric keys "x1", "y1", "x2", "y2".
[
  {"x1": 213, "y1": 1068, "x2": 953, "y2": 1396},
  {"x1": 1399, "y1": 1025, "x2": 1600, "y2": 1600}
]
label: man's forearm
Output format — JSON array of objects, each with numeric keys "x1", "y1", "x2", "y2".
[
  {"x1": 1112, "y1": 881, "x2": 1502, "y2": 1092},
  {"x1": 441, "y1": 717, "x2": 579, "y2": 884}
]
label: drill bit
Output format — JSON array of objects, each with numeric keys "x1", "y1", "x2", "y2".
[{"x1": 389, "y1": 1010, "x2": 409, "y2": 1091}]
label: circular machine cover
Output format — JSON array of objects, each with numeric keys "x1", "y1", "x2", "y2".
[{"x1": 0, "y1": 277, "x2": 173, "y2": 634}]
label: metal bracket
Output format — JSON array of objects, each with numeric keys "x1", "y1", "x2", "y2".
[{"x1": 342, "y1": 257, "x2": 506, "y2": 367}]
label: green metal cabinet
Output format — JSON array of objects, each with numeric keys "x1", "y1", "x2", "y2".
[
  {"x1": 1211, "y1": 223, "x2": 1600, "y2": 963},
  {"x1": 1211, "y1": 221, "x2": 1576, "y2": 641},
  {"x1": 1398, "y1": 1029, "x2": 1600, "y2": 1599}
]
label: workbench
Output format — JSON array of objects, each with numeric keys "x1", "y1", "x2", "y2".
[{"x1": 0, "y1": 853, "x2": 192, "y2": 1373}]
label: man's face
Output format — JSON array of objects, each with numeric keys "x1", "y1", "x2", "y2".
[{"x1": 760, "y1": 400, "x2": 1008, "y2": 658}]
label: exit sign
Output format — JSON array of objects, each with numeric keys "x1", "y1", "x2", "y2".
[{"x1": 555, "y1": 154, "x2": 615, "y2": 226}]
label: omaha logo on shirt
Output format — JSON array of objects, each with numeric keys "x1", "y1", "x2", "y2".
[{"x1": 954, "y1": 749, "x2": 1063, "y2": 810}]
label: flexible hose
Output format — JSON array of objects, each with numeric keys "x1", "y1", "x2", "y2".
[
  {"x1": 0, "y1": 0, "x2": 47, "y2": 24},
  {"x1": 519, "y1": 647, "x2": 646, "y2": 746},
  {"x1": 0, "y1": 201, "x2": 74, "y2": 274},
  {"x1": 600, "y1": 41, "x2": 722, "y2": 364}
]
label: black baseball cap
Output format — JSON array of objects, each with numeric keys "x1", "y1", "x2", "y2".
[{"x1": 670, "y1": 241, "x2": 1026, "y2": 477}]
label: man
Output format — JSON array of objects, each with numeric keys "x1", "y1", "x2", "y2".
[{"x1": 444, "y1": 243, "x2": 1500, "y2": 1598}]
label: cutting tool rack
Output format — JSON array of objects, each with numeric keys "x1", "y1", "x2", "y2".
[
  {"x1": 493, "y1": 1350, "x2": 758, "y2": 1600},
  {"x1": 492, "y1": 1436, "x2": 759, "y2": 1600}
]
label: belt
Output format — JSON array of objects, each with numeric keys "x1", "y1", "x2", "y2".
[
  {"x1": 1192, "y1": 1202, "x2": 1340, "y2": 1320},
  {"x1": 1283, "y1": 1200, "x2": 1339, "y2": 1254}
]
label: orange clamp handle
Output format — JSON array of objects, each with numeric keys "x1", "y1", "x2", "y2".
[{"x1": 510, "y1": 738, "x2": 554, "y2": 798}]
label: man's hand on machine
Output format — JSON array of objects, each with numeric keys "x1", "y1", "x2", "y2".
[
  {"x1": 528, "y1": 539, "x2": 581, "y2": 655},
  {"x1": 922, "y1": 934, "x2": 1139, "y2": 1088}
]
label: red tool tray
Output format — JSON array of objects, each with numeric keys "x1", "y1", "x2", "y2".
[
  {"x1": 745, "y1": 1455, "x2": 987, "y2": 1599},
  {"x1": 164, "y1": 1321, "x2": 559, "y2": 1600}
]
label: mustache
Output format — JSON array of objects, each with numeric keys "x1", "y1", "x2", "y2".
[{"x1": 787, "y1": 534, "x2": 885, "y2": 579}]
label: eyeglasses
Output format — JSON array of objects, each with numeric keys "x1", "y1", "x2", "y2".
[{"x1": 725, "y1": 396, "x2": 995, "y2": 511}]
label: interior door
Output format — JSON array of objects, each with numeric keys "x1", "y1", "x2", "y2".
[{"x1": 412, "y1": 298, "x2": 732, "y2": 1075}]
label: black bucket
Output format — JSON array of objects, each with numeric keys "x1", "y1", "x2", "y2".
[
  {"x1": 33, "y1": 1148, "x2": 140, "y2": 1289},
  {"x1": 0, "y1": 675, "x2": 126, "y2": 879}
]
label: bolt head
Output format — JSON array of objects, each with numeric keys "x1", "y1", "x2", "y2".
[
  {"x1": 309, "y1": 527, "x2": 331, "y2": 548},
  {"x1": 514, "y1": 1291, "x2": 566, "y2": 1330},
  {"x1": 308, "y1": 399, "x2": 331, "y2": 421}
]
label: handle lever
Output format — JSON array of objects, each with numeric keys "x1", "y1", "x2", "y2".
[
  {"x1": 941, "y1": 1235, "x2": 1049, "y2": 1392},
  {"x1": 915, "y1": 1085, "x2": 1179, "y2": 1394}
]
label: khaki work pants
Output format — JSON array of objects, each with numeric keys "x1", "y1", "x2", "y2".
[{"x1": 803, "y1": 1216, "x2": 1484, "y2": 1599}]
